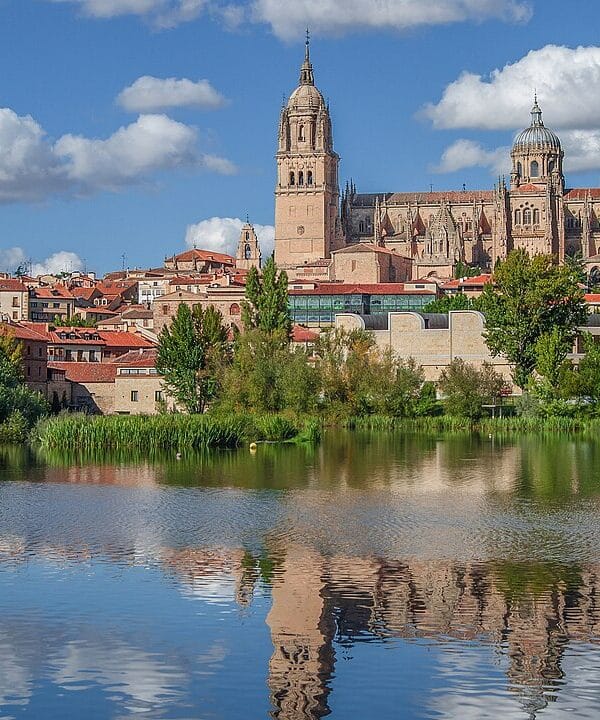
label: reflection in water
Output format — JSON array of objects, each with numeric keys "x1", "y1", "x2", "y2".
[{"x1": 0, "y1": 433, "x2": 600, "y2": 718}]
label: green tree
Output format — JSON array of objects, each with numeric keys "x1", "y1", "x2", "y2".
[
  {"x1": 53, "y1": 313, "x2": 96, "y2": 328},
  {"x1": 478, "y1": 249, "x2": 586, "y2": 389},
  {"x1": 438, "y1": 359, "x2": 505, "y2": 419},
  {"x1": 453, "y1": 261, "x2": 481, "y2": 279},
  {"x1": 156, "y1": 303, "x2": 228, "y2": 413},
  {"x1": 533, "y1": 326, "x2": 574, "y2": 396},
  {"x1": 242, "y1": 258, "x2": 292, "y2": 337},
  {"x1": 0, "y1": 328, "x2": 24, "y2": 387},
  {"x1": 423, "y1": 293, "x2": 474, "y2": 314}
]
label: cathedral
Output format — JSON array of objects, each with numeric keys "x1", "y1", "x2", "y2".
[{"x1": 274, "y1": 39, "x2": 600, "y2": 280}]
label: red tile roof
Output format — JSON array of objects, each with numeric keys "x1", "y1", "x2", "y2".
[
  {"x1": 48, "y1": 362, "x2": 117, "y2": 383},
  {"x1": 585, "y1": 294, "x2": 600, "y2": 302},
  {"x1": 292, "y1": 326, "x2": 319, "y2": 343},
  {"x1": 442, "y1": 274, "x2": 493, "y2": 290},
  {"x1": 31, "y1": 286, "x2": 74, "y2": 299},
  {"x1": 171, "y1": 249, "x2": 235, "y2": 265},
  {"x1": 111, "y1": 348, "x2": 158, "y2": 368},
  {"x1": 289, "y1": 283, "x2": 435, "y2": 296},
  {"x1": 97, "y1": 331, "x2": 155, "y2": 348},
  {"x1": 354, "y1": 190, "x2": 494, "y2": 206},
  {"x1": 0, "y1": 279, "x2": 27, "y2": 292},
  {"x1": 565, "y1": 188, "x2": 600, "y2": 200},
  {"x1": 0, "y1": 322, "x2": 48, "y2": 342}
]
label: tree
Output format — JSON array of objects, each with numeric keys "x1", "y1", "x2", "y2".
[
  {"x1": 438, "y1": 359, "x2": 505, "y2": 419},
  {"x1": 242, "y1": 258, "x2": 292, "y2": 337},
  {"x1": 453, "y1": 261, "x2": 481, "y2": 279},
  {"x1": 478, "y1": 249, "x2": 586, "y2": 389},
  {"x1": 0, "y1": 328, "x2": 24, "y2": 387},
  {"x1": 156, "y1": 303, "x2": 228, "y2": 413},
  {"x1": 53, "y1": 314, "x2": 96, "y2": 328},
  {"x1": 534, "y1": 326, "x2": 573, "y2": 394},
  {"x1": 423, "y1": 293, "x2": 474, "y2": 314}
]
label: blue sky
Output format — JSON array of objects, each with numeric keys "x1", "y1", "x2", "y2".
[{"x1": 2, "y1": 0, "x2": 600, "y2": 274}]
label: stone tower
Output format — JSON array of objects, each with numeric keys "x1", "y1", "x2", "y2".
[
  {"x1": 236, "y1": 219, "x2": 262, "y2": 270},
  {"x1": 274, "y1": 35, "x2": 340, "y2": 269}
]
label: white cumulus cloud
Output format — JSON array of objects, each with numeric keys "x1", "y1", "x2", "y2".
[
  {"x1": 251, "y1": 0, "x2": 532, "y2": 40},
  {"x1": 48, "y1": 0, "x2": 207, "y2": 28},
  {"x1": 0, "y1": 247, "x2": 85, "y2": 276},
  {"x1": 118, "y1": 76, "x2": 226, "y2": 113},
  {"x1": 0, "y1": 108, "x2": 235, "y2": 202},
  {"x1": 423, "y1": 45, "x2": 600, "y2": 131},
  {"x1": 185, "y1": 216, "x2": 274, "y2": 258},
  {"x1": 433, "y1": 139, "x2": 510, "y2": 175}
]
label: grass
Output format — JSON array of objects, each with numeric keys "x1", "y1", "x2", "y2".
[{"x1": 34, "y1": 412, "x2": 320, "y2": 453}]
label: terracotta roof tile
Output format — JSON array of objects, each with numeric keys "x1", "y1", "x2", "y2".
[
  {"x1": 0, "y1": 279, "x2": 27, "y2": 292},
  {"x1": 48, "y1": 362, "x2": 117, "y2": 383}
]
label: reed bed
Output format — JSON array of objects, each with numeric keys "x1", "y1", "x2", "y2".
[{"x1": 344, "y1": 414, "x2": 600, "y2": 436}]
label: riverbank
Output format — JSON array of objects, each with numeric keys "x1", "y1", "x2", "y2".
[{"x1": 35, "y1": 413, "x2": 321, "y2": 452}]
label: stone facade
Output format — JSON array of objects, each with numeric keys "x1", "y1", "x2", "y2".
[
  {"x1": 0, "y1": 279, "x2": 29, "y2": 322},
  {"x1": 236, "y1": 221, "x2": 262, "y2": 270},
  {"x1": 335, "y1": 310, "x2": 514, "y2": 387},
  {"x1": 330, "y1": 243, "x2": 412, "y2": 284}
]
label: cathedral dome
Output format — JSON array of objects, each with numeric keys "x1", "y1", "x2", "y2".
[
  {"x1": 512, "y1": 98, "x2": 561, "y2": 152},
  {"x1": 288, "y1": 83, "x2": 325, "y2": 111}
]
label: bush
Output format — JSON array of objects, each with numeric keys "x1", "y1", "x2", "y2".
[{"x1": 439, "y1": 359, "x2": 505, "y2": 420}]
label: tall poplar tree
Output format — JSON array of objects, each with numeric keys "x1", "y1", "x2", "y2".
[
  {"x1": 242, "y1": 257, "x2": 292, "y2": 337},
  {"x1": 156, "y1": 303, "x2": 228, "y2": 413}
]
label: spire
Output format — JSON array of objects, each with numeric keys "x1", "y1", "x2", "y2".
[
  {"x1": 299, "y1": 28, "x2": 314, "y2": 86},
  {"x1": 531, "y1": 92, "x2": 543, "y2": 127}
]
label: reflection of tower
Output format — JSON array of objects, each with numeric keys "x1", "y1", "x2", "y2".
[
  {"x1": 266, "y1": 546, "x2": 335, "y2": 719},
  {"x1": 236, "y1": 220, "x2": 262, "y2": 270}
]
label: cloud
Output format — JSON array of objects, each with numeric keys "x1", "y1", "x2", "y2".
[
  {"x1": 118, "y1": 76, "x2": 226, "y2": 113},
  {"x1": 0, "y1": 247, "x2": 85, "y2": 276},
  {"x1": 185, "y1": 216, "x2": 274, "y2": 257},
  {"x1": 251, "y1": 0, "x2": 532, "y2": 41},
  {"x1": 0, "y1": 108, "x2": 235, "y2": 201},
  {"x1": 433, "y1": 139, "x2": 510, "y2": 175},
  {"x1": 48, "y1": 0, "x2": 208, "y2": 28},
  {"x1": 423, "y1": 45, "x2": 600, "y2": 131}
]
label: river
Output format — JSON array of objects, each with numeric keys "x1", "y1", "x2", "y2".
[{"x1": 0, "y1": 431, "x2": 599, "y2": 719}]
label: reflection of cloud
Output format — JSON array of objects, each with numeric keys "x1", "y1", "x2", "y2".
[{"x1": 54, "y1": 637, "x2": 187, "y2": 708}]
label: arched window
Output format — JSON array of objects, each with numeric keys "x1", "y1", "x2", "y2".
[
  {"x1": 244, "y1": 243, "x2": 252, "y2": 260},
  {"x1": 530, "y1": 160, "x2": 539, "y2": 177},
  {"x1": 298, "y1": 125, "x2": 305, "y2": 141},
  {"x1": 549, "y1": 160, "x2": 555, "y2": 173},
  {"x1": 523, "y1": 208, "x2": 532, "y2": 225},
  {"x1": 307, "y1": 171, "x2": 313, "y2": 186},
  {"x1": 533, "y1": 209, "x2": 540, "y2": 225},
  {"x1": 517, "y1": 161, "x2": 522, "y2": 176},
  {"x1": 515, "y1": 209, "x2": 521, "y2": 225},
  {"x1": 298, "y1": 171, "x2": 304, "y2": 186},
  {"x1": 289, "y1": 172, "x2": 295, "y2": 186},
  {"x1": 245, "y1": 231, "x2": 250, "y2": 241},
  {"x1": 230, "y1": 303, "x2": 241, "y2": 316}
]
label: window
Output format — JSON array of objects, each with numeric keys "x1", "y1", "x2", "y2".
[
  {"x1": 533, "y1": 209, "x2": 540, "y2": 225},
  {"x1": 549, "y1": 160, "x2": 555, "y2": 173},
  {"x1": 12, "y1": 296, "x2": 18, "y2": 307},
  {"x1": 155, "y1": 390, "x2": 163, "y2": 402},
  {"x1": 359, "y1": 221, "x2": 365, "y2": 233},
  {"x1": 244, "y1": 243, "x2": 252, "y2": 260},
  {"x1": 230, "y1": 303, "x2": 241, "y2": 316},
  {"x1": 38, "y1": 347, "x2": 43, "y2": 357},
  {"x1": 530, "y1": 160, "x2": 539, "y2": 177},
  {"x1": 514, "y1": 209, "x2": 521, "y2": 225},
  {"x1": 523, "y1": 208, "x2": 532, "y2": 225},
  {"x1": 298, "y1": 124, "x2": 305, "y2": 141},
  {"x1": 298, "y1": 171, "x2": 304, "y2": 186},
  {"x1": 517, "y1": 161, "x2": 522, "y2": 176},
  {"x1": 307, "y1": 171, "x2": 313, "y2": 186},
  {"x1": 131, "y1": 390, "x2": 139, "y2": 402},
  {"x1": 289, "y1": 171, "x2": 295, "y2": 186},
  {"x1": 12, "y1": 311, "x2": 18, "y2": 320},
  {"x1": 27, "y1": 345, "x2": 31, "y2": 356},
  {"x1": 162, "y1": 305, "x2": 169, "y2": 316}
]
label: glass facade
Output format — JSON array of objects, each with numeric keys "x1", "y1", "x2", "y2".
[{"x1": 289, "y1": 292, "x2": 433, "y2": 327}]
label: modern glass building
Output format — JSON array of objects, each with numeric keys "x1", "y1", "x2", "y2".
[{"x1": 289, "y1": 284, "x2": 436, "y2": 327}]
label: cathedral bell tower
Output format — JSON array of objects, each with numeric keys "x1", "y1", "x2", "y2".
[
  {"x1": 236, "y1": 219, "x2": 262, "y2": 270},
  {"x1": 274, "y1": 34, "x2": 341, "y2": 269}
]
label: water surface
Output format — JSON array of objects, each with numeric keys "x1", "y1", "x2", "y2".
[{"x1": 1, "y1": 432, "x2": 599, "y2": 719}]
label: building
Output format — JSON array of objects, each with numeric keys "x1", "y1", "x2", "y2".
[
  {"x1": 0, "y1": 278, "x2": 29, "y2": 321},
  {"x1": 154, "y1": 284, "x2": 247, "y2": 335},
  {"x1": 441, "y1": 274, "x2": 493, "y2": 298},
  {"x1": 0, "y1": 321, "x2": 48, "y2": 394},
  {"x1": 335, "y1": 310, "x2": 514, "y2": 386},
  {"x1": 164, "y1": 248, "x2": 235, "y2": 273},
  {"x1": 289, "y1": 283, "x2": 436, "y2": 328},
  {"x1": 275, "y1": 45, "x2": 600, "y2": 281},
  {"x1": 29, "y1": 285, "x2": 75, "y2": 322}
]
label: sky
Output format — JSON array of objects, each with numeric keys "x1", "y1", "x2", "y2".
[{"x1": 2, "y1": 0, "x2": 600, "y2": 275}]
